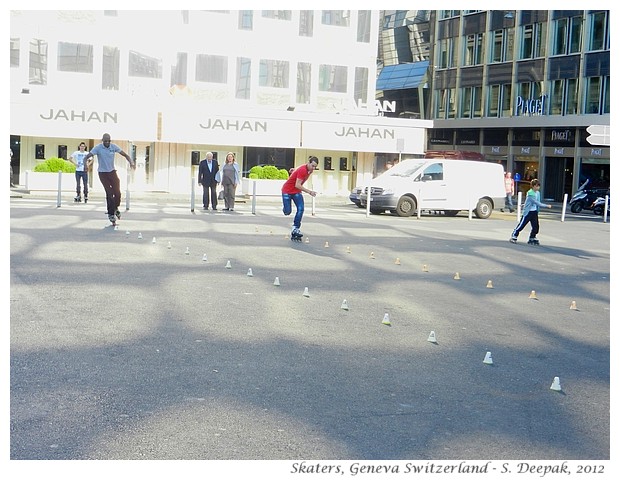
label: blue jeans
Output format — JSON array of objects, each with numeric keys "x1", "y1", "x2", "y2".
[{"x1": 282, "y1": 192, "x2": 304, "y2": 229}]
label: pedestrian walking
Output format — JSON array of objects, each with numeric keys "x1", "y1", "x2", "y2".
[
  {"x1": 68, "y1": 142, "x2": 92, "y2": 203},
  {"x1": 501, "y1": 171, "x2": 515, "y2": 213},
  {"x1": 198, "y1": 152, "x2": 219, "y2": 210},
  {"x1": 83, "y1": 133, "x2": 135, "y2": 225},
  {"x1": 509, "y1": 178, "x2": 552, "y2": 245},
  {"x1": 281, "y1": 156, "x2": 318, "y2": 240}
]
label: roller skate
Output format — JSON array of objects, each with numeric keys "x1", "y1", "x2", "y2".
[
  {"x1": 74, "y1": 194, "x2": 82, "y2": 203},
  {"x1": 84, "y1": 195, "x2": 88, "y2": 204},
  {"x1": 108, "y1": 213, "x2": 117, "y2": 226},
  {"x1": 509, "y1": 236, "x2": 517, "y2": 244},
  {"x1": 527, "y1": 238, "x2": 540, "y2": 245},
  {"x1": 115, "y1": 209, "x2": 121, "y2": 220},
  {"x1": 291, "y1": 227, "x2": 303, "y2": 242}
]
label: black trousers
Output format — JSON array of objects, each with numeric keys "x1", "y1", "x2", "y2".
[{"x1": 202, "y1": 182, "x2": 218, "y2": 209}]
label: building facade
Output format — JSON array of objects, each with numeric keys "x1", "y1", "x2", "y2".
[
  {"x1": 429, "y1": 10, "x2": 610, "y2": 199},
  {"x1": 376, "y1": 10, "x2": 610, "y2": 200},
  {"x1": 10, "y1": 10, "x2": 431, "y2": 195}
]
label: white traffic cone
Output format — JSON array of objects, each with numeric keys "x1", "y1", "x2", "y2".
[
  {"x1": 125, "y1": 230, "x2": 130, "y2": 236},
  {"x1": 427, "y1": 331, "x2": 437, "y2": 343},
  {"x1": 185, "y1": 247, "x2": 190, "y2": 255},
  {"x1": 529, "y1": 290, "x2": 538, "y2": 299},
  {"x1": 273, "y1": 276, "x2": 280, "y2": 286},
  {"x1": 394, "y1": 257, "x2": 401, "y2": 265},
  {"x1": 422, "y1": 264, "x2": 429, "y2": 272},
  {"x1": 324, "y1": 241, "x2": 329, "y2": 248},
  {"x1": 550, "y1": 376, "x2": 562, "y2": 391},
  {"x1": 202, "y1": 254, "x2": 208, "y2": 262},
  {"x1": 453, "y1": 272, "x2": 460, "y2": 280},
  {"x1": 486, "y1": 280, "x2": 494, "y2": 288},
  {"x1": 569, "y1": 300, "x2": 578, "y2": 310},
  {"x1": 152, "y1": 237, "x2": 156, "y2": 244},
  {"x1": 341, "y1": 299, "x2": 349, "y2": 310},
  {"x1": 483, "y1": 351, "x2": 493, "y2": 365},
  {"x1": 305, "y1": 237, "x2": 310, "y2": 243},
  {"x1": 138, "y1": 232, "x2": 142, "y2": 239},
  {"x1": 167, "y1": 241, "x2": 172, "y2": 249},
  {"x1": 303, "y1": 287, "x2": 310, "y2": 297},
  {"x1": 225, "y1": 260, "x2": 232, "y2": 269},
  {"x1": 346, "y1": 246, "x2": 351, "y2": 253},
  {"x1": 382, "y1": 313, "x2": 391, "y2": 326},
  {"x1": 369, "y1": 251, "x2": 375, "y2": 259},
  {"x1": 247, "y1": 268, "x2": 253, "y2": 277}
]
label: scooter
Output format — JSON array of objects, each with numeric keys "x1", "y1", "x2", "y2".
[
  {"x1": 569, "y1": 180, "x2": 608, "y2": 213},
  {"x1": 591, "y1": 194, "x2": 610, "y2": 216}
]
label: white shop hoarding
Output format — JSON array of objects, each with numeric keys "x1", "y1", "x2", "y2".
[
  {"x1": 160, "y1": 110, "x2": 301, "y2": 148},
  {"x1": 300, "y1": 119, "x2": 430, "y2": 154},
  {"x1": 10, "y1": 99, "x2": 158, "y2": 141}
]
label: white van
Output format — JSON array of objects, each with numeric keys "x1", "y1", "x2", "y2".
[{"x1": 359, "y1": 158, "x2": 505, "y2": 219}]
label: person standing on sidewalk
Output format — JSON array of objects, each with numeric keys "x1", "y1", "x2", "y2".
[
  {"x1": 198, "y1": 152, "x2": 219, "y2": 210},
  {"x1": 83, "y1": 133, "x2": 135, "y2": 224},
  {"x1": 281, "y1": 156, "x2": 318, "y2": 238},
  {"x1": 501, "y1": 171, "x2": 515, "y2": 213},
  {"x1": 220, "y1": 152, "x2": 240, "y2": 211},
  {"x1": 509, "y1": 178, "x2": 552, "y2": 245},
  {"x1": 68, "y1": 142, "x2": 92, "y2": 203}
]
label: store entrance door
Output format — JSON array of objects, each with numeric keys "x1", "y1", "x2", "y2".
[{"x1": 544, "y1": 157, "x2": 573, "y2": 201}]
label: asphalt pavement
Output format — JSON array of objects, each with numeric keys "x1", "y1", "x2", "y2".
[{"x1": 8, "y1": 191, "x2": 613, "y2": 476}]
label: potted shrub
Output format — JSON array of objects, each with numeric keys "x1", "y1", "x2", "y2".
[
  {"x1": 242, "y1": 165, "x2": 289, "y2": 195},
  {"x1": 26, "y1": 157, "x2": 77, "y2": 191}
]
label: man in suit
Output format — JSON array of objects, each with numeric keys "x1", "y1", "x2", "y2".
[{"x1": 198, "y1": 152, "x2": 219, "y2": 210}]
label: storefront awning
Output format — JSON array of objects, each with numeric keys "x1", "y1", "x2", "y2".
[{"x1": 376, "y1": 61, "x2": 429, "y2": 91}]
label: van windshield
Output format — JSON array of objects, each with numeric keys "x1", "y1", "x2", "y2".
[{"x1": 381, "y1": 160, "x2": 426, "y2": 178}]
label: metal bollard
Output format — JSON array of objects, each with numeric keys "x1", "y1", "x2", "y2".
[
  {"x1": 190, "y1": 176, "x2": 195, "y2": 212},
  {"x1": 561, "y1": 193, "x2": 568, "y2": 222},
  {"x1": 56, "y1": 170, "x2": 62, "y2": 207},
  {"x1": 251, "y1": 180, "x2": 257, "y2": 215}
]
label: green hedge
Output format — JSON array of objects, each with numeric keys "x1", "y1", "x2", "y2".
[
  {"x1": 248, "y1": 165, "x2": 289, "y2": 180},
  {"x1": 33, "y1": 157, "x2": 76, "y2": 173}
]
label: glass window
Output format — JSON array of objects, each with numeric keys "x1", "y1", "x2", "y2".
[
  {"x1": 553, "y1": 16, "x2": 582, "y2": 55},
  {"x1": 488, "y1": 84, "x2": 499, "y2": 117},
  {"x1": 261, "y1": 11, "x2": 291, "y2": 21},
  {"x1": 238, "y1": 10, "x2": 253, "y2": 30},
  {"x1": 357, "y1": 10, "x2": 371, "y2": 42},
  {"x1": 549, "y1": 78, "x2": 580, "y2": 115},
  {"x1": 550, "y1": 79, "x2": 563, "y2": 115},
  {"x1": 566, "y1": 78, "x2": 578, "y2": 115},
  {"x1": 102, "y1": 46, "x2": 119, "y2": 90},
  {"x1": 322, "y1": 11, "x2": 350, "y2": 26},
  {"x1": 584, "y1": 77, "x2": 601, "y2": 114},
  {"x1": 440, "y1": 11, "x2": 460, "y2": 19},
  {"x1": 501, "y1": 84, "x2": 512, "y2": 117},
  {"x1": 11, "y1": 38, "x2": 19, "y2": 67},
  {"x1": 460, "y1": 86, "x2": 483, "y2": 118},
  {"x1": 129, "y1": 51, "x2": 162, "y2": 79},
  {"x1": 318, "y1": 64, "x2": 347, "y2": 92},
  {"x1": 491, "y1": 28, "x2": 514, "y2": 63},
  {"x1": 296, "y1": 62, "x2": 311, "y2": 103},
  {"x1": 589, "y1": 11, "x2": 608, "y2": 51},
  {"x1": 354, "y1": 67, "x2": 368, "y2": 103},
  {"x1": 29, "y1": 39, "x2": 47, "y2": 85},
  {"x1": 521, "y1": 22, "x2": 546, "y2": 59},
  {"x1": 236, "y1": 57, "x2": 251, "y2": 99},
  {"x1": 196, "y1": 54, "x2": 227, "y2": 83},
  {"x1": 464, "y1": 33, "x2": 484, "y2": 66},
  {"x1": 447, "y1": 87, "x2": 456, "y2": 118},
  {"x1": 259, "y1": 59, "x2": 289, "y2": 88},
  {"x1": 438, "y1": 38, "x2": 458, "y2": 68},
  {"x1": 58, "y1": 42, "x2": 93, "y2": 73},
  {"x1": 299, "y1": 10, "x2": 313, "y2": 37},
  {"x1": 170, "y1": 52, "x2": 187, "y2": 87}
]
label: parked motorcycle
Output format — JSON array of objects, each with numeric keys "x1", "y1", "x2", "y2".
[
  {"x1": 591, "y1": 194, "x2": 610, "y2": 216},
  {"x1": 569, "y1": 181, "x2": 608, "y2": 213}
]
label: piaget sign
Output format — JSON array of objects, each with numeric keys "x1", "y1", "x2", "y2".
[{"x1": 515, "y1": 94, "x2": 547, "y2": 116}]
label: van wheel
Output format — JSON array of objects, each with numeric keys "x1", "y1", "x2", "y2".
[
  {"x1": 474, "y1": 198, "x2": 493, "y2": 219},
  {"x1": 396, "y1": 196, "x2": 416, "y2": 217}
]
